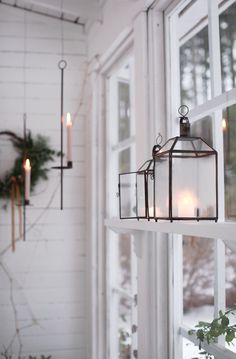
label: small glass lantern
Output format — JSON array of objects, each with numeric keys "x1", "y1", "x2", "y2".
[
  {"x1": 153, "y1": 106, "x2": 218, "y2": 222},
  {"x1": 118, "y1": 159, "x2": 154, "y2": 220},
  {"x1": 118, "y1": 141, "x2": 161, "y2": 220}
]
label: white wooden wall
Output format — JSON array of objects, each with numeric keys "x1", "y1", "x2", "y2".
[{"x1": 0, "y1": 4, "x2": 87, "y2": 359}]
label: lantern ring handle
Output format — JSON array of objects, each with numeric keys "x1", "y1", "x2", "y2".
[
  {"x1": 58, "y1": 60, "x2": 67, "y2": 70},
  {"x1": 178, "y1": 105, "x2": 189, "y2": 117},
  {"x1": 156, "y1": 132, "x2": 163, "y2": 146}
]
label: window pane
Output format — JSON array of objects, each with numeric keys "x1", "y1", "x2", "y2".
[
  {"x1": 107, "y1": 233, "x2": 137, "y2": 359},
  {"x1": 183, "y1": 236, "x2": 214, "y2": 326},
  {"x1": 226, "y1": 245, "x2": 236, "y2": 308},
  {"x1": 180, "y1": 26, "x2": 211, "y2": 109},
  {"x1": 191, "y1": 115, "x2": 213, "y2": 147},
  {"x1": 119, "y1": 148, "x2": 131, "y2": 173},
  {"x1": 119, "y1": 296, "x2": 132, "y2": 359},
  {"x1": 118, "y1": 78, "x2": 131, "y2": 142},
  {"x1": 225, "y1": 244, "x2": 236, "y2": 354},
  {"x1": 223, "y1": 104, "x2": 236, "y2": 219},
  {"x1": 118, "y1": 234, "x2": 132, "y2": 292},
  {"x1": 220, "y1": 1, "x2": 236, "y2": 92}
]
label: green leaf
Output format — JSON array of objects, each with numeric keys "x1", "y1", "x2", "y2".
[
  {"x1": 226, "y1": 329, "x2": 235, "y2": 344},
  {"x1": 221, "y1": 315, "x2": 229, "y2": 327},
  {"x1": 196, "y1": 329, "x2": 204, "y2": 342}
]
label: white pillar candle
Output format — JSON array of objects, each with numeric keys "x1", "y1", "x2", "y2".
[
  {"x1": 24, "y1": 158, "x2": 31, "y2": 203},
  {"x1": 66, "y1": 112, "x2": 72, "y2": 163}
]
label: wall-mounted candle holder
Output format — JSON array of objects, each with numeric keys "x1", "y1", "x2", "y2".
[{"x1": 52, "y1": 60, "x2": 73, "y2": 210}]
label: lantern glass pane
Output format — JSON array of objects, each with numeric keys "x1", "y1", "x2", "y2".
[
  {"x1": 119, "y1": 173, "x2": 136, "y2": 218},
  {"x1": 158, "y1": 138, "x2": 176, "y2": 153},
  {"x1": 148, "y1": 173, "x2": 154, "y2": 218},
  {"x1": 172, "y1": 155, "x2": 217, "y2": 218},
  {"x1": 172, "y1": 138, "x2": 214, "y2": 154},
  {"x1": 154, "y1": 157, "x2": 169, "y2": 218},
  {"x1": 137, "y1": 173, "x2": 146, "y2": 218}
]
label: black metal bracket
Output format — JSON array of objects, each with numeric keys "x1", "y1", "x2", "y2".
[{"x1": 52, "y1": 60, "x2": 73, "y2": 210}]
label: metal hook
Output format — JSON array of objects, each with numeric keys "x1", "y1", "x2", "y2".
[
  {"x1": 156, "y1": 132, "x2": 163, "y2": 146},
  {"x1": 178, "y1": 105, "x2": 189, "y2": 117}
]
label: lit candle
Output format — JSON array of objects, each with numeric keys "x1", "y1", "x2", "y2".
[
  {"x1": 24, "y1": 158, "x2": 31, "y2": 204},
  {"x1": 222, "y1": 118, "x2": 227, "y2": 131},
  {"x1": 66, "y1": 112, "x2": 72, "y2": 164},
  {"x1": 177, "y1": 190, "x2": 197, "y2": 217}
]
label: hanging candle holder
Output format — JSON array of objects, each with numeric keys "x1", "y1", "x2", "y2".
[{"x1": 52, "y1": 60, "x2": 73, "y2": 210}]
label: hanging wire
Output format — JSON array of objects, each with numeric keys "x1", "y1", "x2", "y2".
[
  {"x1": 23, "y1": 10, "x2": 27, "y2": 119},
  {"x1": 60, "y1": 0, "x2": 64, "y2": 60},
  {"x1": 23, "y1": 11, "x2": 28, "y2": 240}
]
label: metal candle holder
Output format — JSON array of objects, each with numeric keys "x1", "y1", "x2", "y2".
[{"x1": 52, "y1": 60, "x2": 73, "y2": 210}]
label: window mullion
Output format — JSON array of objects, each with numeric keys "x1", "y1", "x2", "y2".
[
  {"x1": 169, "y1": 234, "x2": 183, "y2": 359},
  {"x1": 208, "y1": 2, "x2": 226, "y2": 338},
  {"x1": 208, "y1": 0, "x2": 222, "y2": 97},
  {"x1": 214, "y1": 239, "x2": 226, "y2": 347}
]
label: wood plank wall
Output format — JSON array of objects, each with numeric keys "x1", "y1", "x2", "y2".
[{"x1": 0, "y1": 4, "x2": 87, "y2": 358}]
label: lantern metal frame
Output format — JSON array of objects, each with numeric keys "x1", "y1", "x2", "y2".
[
  {"x1": 118, "y1": 159, "x2": 154, "y2": 220},
  {"x1": 118, "y1": 140, "x2": 162, "y2": 221},
  {"x1": 153, "y1": 106, "x2": 218, "y2": 222}
]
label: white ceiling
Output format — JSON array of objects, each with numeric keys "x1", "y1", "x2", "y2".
[{"x1": 0, "y1": 0, "x2": 103, "y2": 26}]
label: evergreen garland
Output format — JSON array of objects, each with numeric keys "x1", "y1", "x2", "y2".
[{"x1": 0, "y1": 130, "x2": 60, "y2": 201}]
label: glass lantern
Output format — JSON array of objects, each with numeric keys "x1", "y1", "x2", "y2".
[
  {"x1": 153, "y1": 106, "x2": 218, "y2": 222},
  {"x1": 118, "y1": 158, "x2": 156, "y2": 220}
]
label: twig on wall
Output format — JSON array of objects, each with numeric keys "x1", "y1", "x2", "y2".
[{"x1": 0, "y1": 177, "x2": 60, "y2": 355}]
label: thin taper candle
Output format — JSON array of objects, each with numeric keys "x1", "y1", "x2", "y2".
[
  {"x1": 66, "y1": 112, "x2": 72, "y2": 164},
  {"x1": 24, "y1": 158, "x2": 31, "y2": 204}
]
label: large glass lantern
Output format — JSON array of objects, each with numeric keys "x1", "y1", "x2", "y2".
[
  {"x1": 153, "y1": 106, "x2": 218, "y2": 222},
  {"x1": 118, "y1": 139, "x2": 162, "y2": 220}
]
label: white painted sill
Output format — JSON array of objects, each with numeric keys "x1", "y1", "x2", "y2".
[{"x1": 105, "y1": 218, "x2": 236, "y2": 244}]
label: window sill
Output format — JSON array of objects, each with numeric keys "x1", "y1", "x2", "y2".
[
  {"x1": 105, "y1": 218, "x2": 236, "y2": 242},
  {"x1": 180, "y1": 325, "x2": 236, "y2": 359}
]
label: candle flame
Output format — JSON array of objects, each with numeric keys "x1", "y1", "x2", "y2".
[
  {"x1": 66, "y1": 112, "x2": 72, "y2": 127},
  {"x1": 24, "y1": 158, "x2": 31, "y2": 170},
  {"x1": 222, "y1": 118, "x2": 227, "y2": 131}
]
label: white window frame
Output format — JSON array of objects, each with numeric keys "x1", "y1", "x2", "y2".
[
  {"x1": 88, "y1": 1, "x2": 236, "y2": 359},
  {"x1": 165, "y1": 0, "x2": 236, "y2": 358},
  {"x1": 105, "y1": 54, "x2": 138, "y2": 359}
]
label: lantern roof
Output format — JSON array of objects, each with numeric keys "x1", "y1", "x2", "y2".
[
  {"x1": 153, "y1": 136, "x2": 217, "y2": 158},
  {"x1": 137, "y1": 159, "x2": 153, "y2": 173}
]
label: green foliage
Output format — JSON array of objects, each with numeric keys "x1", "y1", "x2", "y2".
[
  {"x1": 0, "y1": 130, "x2": 60, "y2": 201},
  {"x1": 189, "y1": 307, "x2": 236, "y2": 358}
]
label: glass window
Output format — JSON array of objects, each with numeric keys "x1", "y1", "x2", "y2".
[
  {"x1": 223, "y1": 103, "x2": 236, "y2": 219},
  {"x1": 180, "y1": 26, "x2": 211, "y2": 109},
  {"x1": 106, "y1": 57, "x2": 137, "y2": 359},
  {"x1": 183, "y1": 236, "x2": 214, "y2": 327},
  {"x1": 220, "y1": 1, "x2": 236, "y2": 92},
  {"x1": 118, "y1": 79, "x2": 131, "y2": 142}
]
